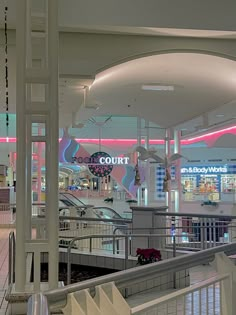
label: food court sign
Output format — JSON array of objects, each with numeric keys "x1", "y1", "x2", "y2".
[{"x1": 72, "y1": 151, "x2": 130, "y2": 177}]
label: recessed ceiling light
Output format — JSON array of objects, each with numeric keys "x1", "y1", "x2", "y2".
[
  {"x1": 142, "y1": 85, "x2": 174, "y2": 91},
  {"x1": 68, "y1": 85, "x2": 85, "y2": 90},
  {"x1": 216, "y1": 114, "x2": 225, "y2": 117}
]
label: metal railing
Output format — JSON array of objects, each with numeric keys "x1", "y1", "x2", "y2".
[
  {"x1": 33, "y1": 206, "x2": 236, "y2": 252},
  {"x1": 66, "y1": 233, "x2": 180, "y2": 285},
  {"x1": 131, "y1": 273, "x2": 227, "y2": 314},
  {"x1": 129, "y1": 207, "x2": 236, "y2": 250},
  {"x1": 8, "y1": 231, "x2": 15, "y2": 286},
  {"x1": 32, "y1": 214, "x2": 131, "y2": 252},
  {"x1": 56, "y1": 211, "x2": 236, "y2": 255},
  {"x1": 27, "y1": 293, "x2": 49, "y2": 315},
  {"x1": 154, "y1": 211, "x2": 235, "y2": 249},
  {"x1": 0, "y1": 203, "x2": 16, "y2": 225},
  {"x1": 43, "y1": 242, "x2": 236, "y2": 310}
]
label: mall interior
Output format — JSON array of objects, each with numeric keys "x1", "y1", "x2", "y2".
[{"x1": 1, "y1": 0, "x2": 236, "y2": 314}]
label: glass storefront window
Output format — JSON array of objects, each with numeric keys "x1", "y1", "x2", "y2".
[
  {"x1": 182, "y1": 176, "x2": 196, "y2": 193},
  {"x1": 221, "y1": 175, "x2": 236, "y2": 193},
  {"x1": 198, "y1": 175, "x2": 219, "y2": 194},
  {"x1": 181, "y1": 176, "x2": 196, "y2": 201}
]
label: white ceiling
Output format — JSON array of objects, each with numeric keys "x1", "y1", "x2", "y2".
[
  {"x1": 1, "y1": 1, "x2": 236, "y2": 139},
  {"x1": 77, "y1": 53, "x2": 236, "y2": 130}
]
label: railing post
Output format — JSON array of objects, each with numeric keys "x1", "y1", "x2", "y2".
[
  {"x1": 200, "y1": 218, "x2": 205, "y2": 250},
  {"x1": 147, "y1": 235, "x2": 150, "y2": 248},
  {"x1": 209, "y1": 218, "x2": 213, "y2": 248},
  {"x1": 213, "y1": 218, "x2": 216, "y2": 247},
  {"x1": 113, "y1": 235, "x2": 116, "y2": 255},
  {"x1": 8, "y1": 233, "x2": 12, "y2": 285},
  {"x1": 173, "y1": 235, "x2": 176, "y2": 258},
  {"x1": 89, "y1": 237, "x2": 92, "y2": 253},
  {"x1": 27, "y1": 293, "x2": 49, "y2": 315},
  {"x1": 124, "y1": 235, "x2": 129, "y2": 270},
  {"x1": 173, "y1": 235, "x2": 176, "y2": 289},
  {"x1": 213, "y1": 252, "x2": 236, "y2": 315},
  {"x1": 67, "y1": 243, "x2": 72, "y2": 285},
  {"x1": 220, "y1": 275, "x2": 234, "y2": 315}
]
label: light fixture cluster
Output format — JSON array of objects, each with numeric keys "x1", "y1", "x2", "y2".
[{"x1": 142, "y1": 84, "x2": 175, "y2": 91}]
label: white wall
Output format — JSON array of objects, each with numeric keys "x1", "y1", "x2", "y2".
[
  {"x1": 58, "y1": 0, "x2": 236, "y2": 32},
  {"x1": 181, "y1": 146, "x2": 236, "y2": 163},
  {"x1": 0, "y1": 143, "x2": 16, "y2": 166}
]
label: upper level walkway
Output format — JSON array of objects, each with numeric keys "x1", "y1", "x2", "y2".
[{"x1": 2, "y1": 200, "x2": 236, "y2": 314}]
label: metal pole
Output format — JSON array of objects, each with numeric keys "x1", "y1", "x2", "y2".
[
  {"x1": 213, "y1": 218, "x2": 216, "y2": 247},
  {"x1": 67, "y1": 245, "x2": 72, "y2": 285},
  {"x1": 26, "y1": 115, "x2": 32, "y2": 240},
  {"x1": 27, "y1": 293, "x2": 49, "y2": 315},
  {"x1": 144, "y1": 120, "x2": 150, "y2": 206},
  {"x1": 173, "y1": 235, "x2": 176, "y2": 289},
  {"x1": 113, "y1": 235, "x2": 116, "y2": 255},
  {"x1": 89, "y1": 237, "x2": 92, "y2": 253},
  {"x1": 165, "y1": 129, "x2": 172, "y2": 211},
  {"x1": 15, "y1": 0, "x2": 27, "y2": 292},
  {"x1": 200, "y1": 218, "x2": 205, "y2": 250},
  {"x1": 98, "y1": 127, "x2": 102, "y2": 195},
  {"x1": 174, "y1": 130, "x2": 181, "y2": 213},
  {"x1": 8, "y1": 233, "x2": 12, "y2": 285},
  {"x1": 124, "y1": 235, "x2": 129, "y2": 270},
  {"x1": 37, "y1": 128, "x2": 43, "y2": 203},
  {"x1": 173, "y1": 235, "x2": 176, "y2": 258},
  {"x1": 137, "y1": 117, "x2": 142, "y2": 204}
]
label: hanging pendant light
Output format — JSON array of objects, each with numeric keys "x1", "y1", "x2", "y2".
[{"x1": 134, "y1": 163, "x2": 141, "y2": 186}]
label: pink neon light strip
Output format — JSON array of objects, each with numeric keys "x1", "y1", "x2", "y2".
[{"x1": 1, "y1": 125, "x2": 236, "y2": 145}]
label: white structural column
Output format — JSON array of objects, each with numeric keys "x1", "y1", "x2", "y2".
[
  {"x1": 25, "y1": 0, "x2": 33, "y2": 240},
  {"x1": 165, "y1": 129, "x2": 172, "y2": 210},
  {"x1": 15, "y1": 0, "x2": 59, "y2": 292},
  {"x1": 136, "y1": 117, "x2": 142, "y2": 203},
  {"x1": 144, "y1": 120, "x2": 150, "y2": 205},
  {"x1": 47, "y1": 0, "x2": 59, "y2": 289},
  {"x1": 174, "y1": 130, "x2": 182, "y2": 212},
  {"x1": 15, "y1": 0, "x2": 27, "y2": 292}
]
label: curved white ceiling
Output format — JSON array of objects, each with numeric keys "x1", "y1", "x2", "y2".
[{"x1": 87, "y1": 53, "x2": 236, "y2": 128}]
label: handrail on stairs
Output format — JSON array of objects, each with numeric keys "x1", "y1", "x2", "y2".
[
  {"x1": 27, "y1": 293, "x2": 49, "y2": 315},
  {"x1": 44, "y1": 241, "x2": 236, "y2": 310}
]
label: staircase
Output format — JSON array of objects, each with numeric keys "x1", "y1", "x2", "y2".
[
  {"x1": 60, "y1": 252, "x2": 236, "y2": 315},
  {"x1": 62, "y1": 282, "x2": 130, "y2": 315}
]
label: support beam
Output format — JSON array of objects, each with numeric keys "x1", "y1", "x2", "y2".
[
  {"x1": 174, "y1": 130, "x2": 182, "y2": 213},
  {"x1": 15, "y1": 0, "x2": 27, "y2": 292},
  {"x1": 15, "y1": 0, "x2": 59, "y2": 292},
  {"x1": 47, "y1": 0, "x2": 59, "y2": 289},
  {"x1": 165, "y1": 129, "x2": 171, "y2": 211}
]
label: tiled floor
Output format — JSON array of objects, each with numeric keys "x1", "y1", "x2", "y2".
[
  {"x1": 126, "y1": 264, "x2": 219, "y2": 314},
  {"x1": 0, "y1": 229, "x2": 14, "y2": 315}
]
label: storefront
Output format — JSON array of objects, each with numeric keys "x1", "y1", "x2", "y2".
[{"x1": 181, "y1": 164, "x2": 236, "y2": 202}]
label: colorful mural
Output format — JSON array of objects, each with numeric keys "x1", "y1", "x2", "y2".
[{"x1": 59, "y1": 131, "x2": 145, "y2": 198}]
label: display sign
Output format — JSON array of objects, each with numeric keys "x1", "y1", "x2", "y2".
[
  {"x1": 72, "y1": 153, "x2": 129, "y2": 165},
  {"x1": 181, "y1": 165, "x2": 228, "y2": 175},
  {"x1": 72, "y1": 151, "x2": 130, "y2": 177}
]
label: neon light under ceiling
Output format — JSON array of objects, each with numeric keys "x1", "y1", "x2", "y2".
[{"x1": 1, "y1": 125, "x2": 236, "y2": 145}]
